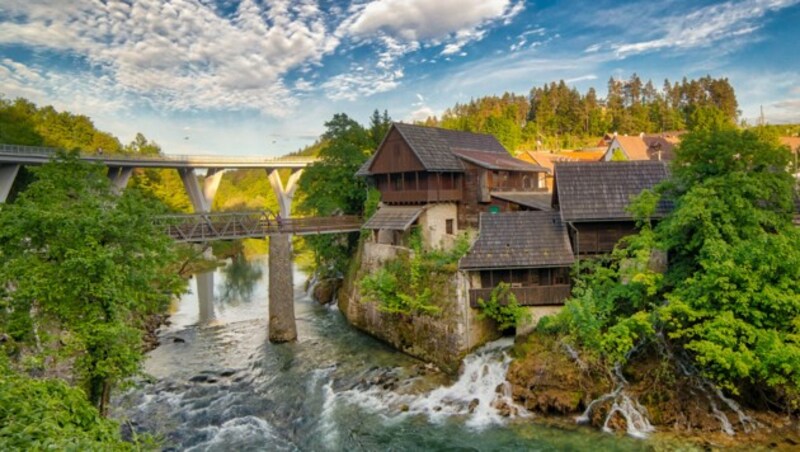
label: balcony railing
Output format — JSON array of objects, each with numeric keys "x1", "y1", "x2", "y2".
[
  {"x1": 381, "y1": 188, "x2": 462, "y2": 204},
  {"x1": 469, "y1": 284, "x2": 571, "y2": 307}
]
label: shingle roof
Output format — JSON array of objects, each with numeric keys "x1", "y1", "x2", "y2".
[
  {"x1": 355, "y1": 153, "x2": 376, "y2": 177},
  {"x1": 453, "y1": 149, "x2": 546, "y2": 172},
  {"x1": 363, "y1": 205, "x2": 425, "y2": 231},
  {"x1": 392, "y1": 123, "x2": 466, "y2": 172},
  {"x1": 390, "y1": 123, "x2": 520, "y2": 172},
  {"x1": 490, "y1": 192, "x2": 553, "y2": 211},
  {"x1": 555, "y1": 161, "x2": 671, "y2": 222},
  {"x1": 459, "y1": 211, "x2": 574, "y2": 270}
]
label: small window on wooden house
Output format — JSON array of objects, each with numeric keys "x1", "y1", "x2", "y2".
[
  {"x1": 446, "y1": 219, "x2": 454, "y2": 235},
  {"x1": 554, "y1": 267, "x2": 570, "y2": 285},
  {"x1": 538, "y1": 172, "x2": 546, "y2": 189}
]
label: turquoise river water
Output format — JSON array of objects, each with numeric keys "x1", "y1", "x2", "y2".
[{"x1": 112, "y1": 257, "x2": 652, "y2": 451}]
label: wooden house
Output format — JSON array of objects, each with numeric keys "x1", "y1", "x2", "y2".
[
  {"x1": 601, "y1": 134, "x2": 679, "y2": 162},
  {"x1": 519, "y1": 149, "x2": 605, "y2": 190},
  {"x1": 358, "y1": 123, "x2": 548, "y2": 247},
  {"x1": 459, "y1": 211, "x2": 574, "y2": 307},
  {"x1": 553, "y1": 161, "x2": 671, "y2": 255}
]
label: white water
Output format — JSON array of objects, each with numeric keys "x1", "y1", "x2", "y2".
[
  {"x1": 337, "y1": 337, "x2": 528, "y2": 430},
  {"x1": 601, "y1": 394, "x2": 655, "y2": 439}
]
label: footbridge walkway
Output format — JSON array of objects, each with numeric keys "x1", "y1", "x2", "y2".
[{"x1": 156, "y1": 211, "x2": 362, "y2": 242}]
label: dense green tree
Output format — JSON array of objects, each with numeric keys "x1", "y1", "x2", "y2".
[
  {"x1": 0, "y1": 152, "x2": 184, "y2": 413},
  {"x1": 368, "y1": 109, "x2": 392, "y2": 148},
  {"x1": 297, "y1": 113, "x2": 372, "y2": 277},
  {"x1": 542, "y1": 129, "x2": 800, "y2": 407}
]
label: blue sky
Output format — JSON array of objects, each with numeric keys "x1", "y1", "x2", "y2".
[{"x1": 1, "y1": 0, "x2": 799, "y2": 156}]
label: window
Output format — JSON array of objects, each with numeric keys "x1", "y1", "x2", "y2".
[
  {"x1": 393, "y1": 173, "x2": 403, "y2": 190},
  {"x1": 537, "y1": 172, "x2": 546, "y2": 189},
  {"x1": 445, "y1": 219, "x2": 454, "y2": 235}
]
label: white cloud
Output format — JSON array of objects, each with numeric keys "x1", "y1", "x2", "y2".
[
  {"x1": 584, "y1": 43, "x2": 601, "y2": 53},
  {"x1": 613, "y1": 0, "x2": 800, "y2": 58},
  {"x1": 0, "y1": 0, "x2": 339, "y2": 115},
  {"x1": 343, "y1": 0, "x2": 523, "y2": 56},
  {"x1": 565, "y1": 74, "x2": 598, "y2": 84},
  {"x1": 408, "y1": 105, "x2": 436, "y2": 122}
]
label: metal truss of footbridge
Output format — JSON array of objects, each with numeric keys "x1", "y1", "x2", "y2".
[{"x1": 156, "y1": 211, "x2": 362, "y2": 243}]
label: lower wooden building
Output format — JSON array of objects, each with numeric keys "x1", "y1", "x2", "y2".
[
  {"x1": 459, "y1": 211, "x2": 575, "y2": 307},
  {"x1": 553, "y1": 161, "x2": 671, "y2": 256}
]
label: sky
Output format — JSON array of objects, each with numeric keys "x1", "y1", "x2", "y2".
[{"x1": 1, "y1": 0, "x2": 799, "y2": 157}]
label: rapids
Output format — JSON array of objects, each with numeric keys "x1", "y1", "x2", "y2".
[{"x1": 112, "y1": 256, "x2": 649, "y2": 451}]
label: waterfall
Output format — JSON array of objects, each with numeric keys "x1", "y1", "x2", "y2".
[{"x1": 336, "y1": 338, "x2": 528, "y2": 429}]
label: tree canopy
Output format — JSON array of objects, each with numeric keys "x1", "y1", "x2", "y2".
[
  {"x1": 296, "y1": 112, "x2": 388, "y2": 277},
  {"x1": 0, "y1": 153, "x2": 184, "y2": 414},
  {"x1": 425, "y1": 74, "x2": 740, "y2": 152},
  {"x1": 542, "y1": 128, "x2": 800, "y2": 408}
]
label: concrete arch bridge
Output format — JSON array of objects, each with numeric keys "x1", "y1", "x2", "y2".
[{"x1": 0, "y1": 144, "x2": 363, "y2": 343}]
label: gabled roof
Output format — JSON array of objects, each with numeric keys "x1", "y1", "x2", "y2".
[
  {"x1": 490, "y1": 192, "x2": 552, "y2": 211},
  {"x1": 360, "y1": 123, "x2": 519, "y2": 175},
  {"x1": 363, "y1": 205, "x2": 425, "y2": 231},
  {"x1": 453, "y1": 149, "x2": 546, "y2": 172},
  {"x1": 521, "y1": 150, "x2": 604, "y2": 172},
  {"x1": 554, "y1": 161, "x2": 671, "y2": 222},
  {"x1": 459, "y1": 211, "x2": 574, "y2": 270},
  {"x1": 613, "y1": 135, "x2": 650, "y2": 160}
]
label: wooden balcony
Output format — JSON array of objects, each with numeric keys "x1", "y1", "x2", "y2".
[
  {"x1": 469, "y1": 284, "x2": 571, "y2": 308},
  {"x1": 382, "y1": 188, "x2": 462, "y2": 204}
]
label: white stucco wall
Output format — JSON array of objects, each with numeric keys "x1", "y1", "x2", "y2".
[{"x1": 418, "y1": 203, "x2": 459, "y2": 250}]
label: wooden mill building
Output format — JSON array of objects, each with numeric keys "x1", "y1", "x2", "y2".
[{"x1": 358, "y1": 123, "x2": 548, "y2": 248}]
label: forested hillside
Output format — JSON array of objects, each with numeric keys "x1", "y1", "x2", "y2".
[{"x1": 424, "y1": 74, "x2": 741, "y2": 151}]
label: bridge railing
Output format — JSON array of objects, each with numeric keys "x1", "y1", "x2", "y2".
[
  {"x1": 0, "y1": 144, "x2": 317, "y2": 164},
  {"x1": 154, "y1": 211, "x2": 362, "y2": 241}
]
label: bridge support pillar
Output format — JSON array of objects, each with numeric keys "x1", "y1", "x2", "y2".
[
  {"x1": 267, "y1": 169, "x2": 303, "y2": 218},
  {"x1": 0, "y1": 164, "x2": 20, "y2": 203},
  {"x1": 268, "y1": 233, "x2": 296, "y2": 342},
  {"x1": 107, "y1": 166, "x2": 133, "y2": 193},
  {"x1": 180, "y1": 168, "x2": 225, "y2": 213},
  {"x1": 196, "y1": 269, "x2": 216, "y2": 324}
]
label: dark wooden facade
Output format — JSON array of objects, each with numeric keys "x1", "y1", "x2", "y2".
[
  {"x1": 375, "y1": 171, "x2": 463, "y2": 204},
  {"x1": 459, "y1": 160, "x2": 546, "y2": 228},
  {"x1": 469, "y1": 267, "x2": 571, "y2": 307},
  {"x1": 570, "y1": 221, "x2": 638, "y2": 255}
]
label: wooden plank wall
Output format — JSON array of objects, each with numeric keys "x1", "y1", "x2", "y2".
[{"x1": 370, "y1": 128, "x2": 425, "y2": 173}]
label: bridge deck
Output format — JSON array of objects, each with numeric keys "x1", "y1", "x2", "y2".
[
  {"x1": 0, "y1": 144, "x2": 317, "y2": 169},
  {"x1": 156, "y1": 211, "x2": 361, "y2": 242}
]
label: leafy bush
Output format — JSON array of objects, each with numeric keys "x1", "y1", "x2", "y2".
[
  {"x1": 476, "y1": 283, "x2": 531, "y2": 332},
  {"x1": 0, "y1": 358, "x2": 137, "y2": 450},
  {"x1": 359, "y1": 230, "x2": 472, "y2": 316}
]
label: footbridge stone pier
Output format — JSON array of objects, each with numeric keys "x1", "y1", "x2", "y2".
[{"x1": 0, "y1": 144, "x2": 359, "y2": 343}]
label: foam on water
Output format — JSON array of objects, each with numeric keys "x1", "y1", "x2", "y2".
[
  {"x1": 336, "y1": 337, "x2": 527, "y2": 430},
  {"x1": 185, "y1": 416, "x2": 290, "y2": 452}
]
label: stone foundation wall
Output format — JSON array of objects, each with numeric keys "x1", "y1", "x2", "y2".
[{"x1": 339, "y1": 240, "x2": 498, "y2": 373}]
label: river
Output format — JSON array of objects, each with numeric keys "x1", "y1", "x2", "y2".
[{"x1": 113, "y1": 256, "x2": 649, "y2": 451}]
